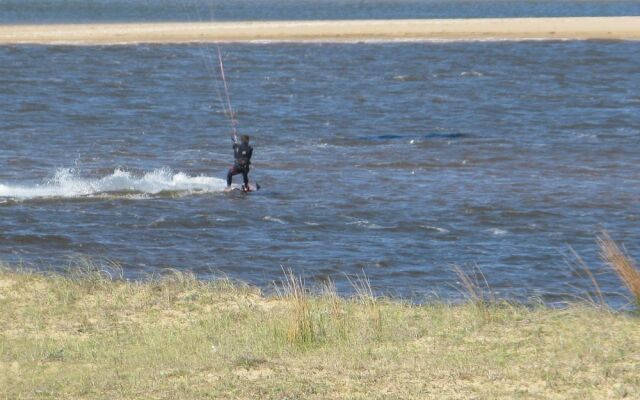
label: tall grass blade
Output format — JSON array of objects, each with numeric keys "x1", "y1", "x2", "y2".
[{"x1": 598, "y1": 232, "x2": 640, "y2": 305}]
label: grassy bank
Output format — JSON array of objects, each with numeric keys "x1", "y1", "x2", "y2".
[{"x1": 1, "y1": 266, "x2": 639, "y2": 399}]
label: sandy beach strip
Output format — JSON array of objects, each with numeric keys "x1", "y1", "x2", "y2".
[{"x1": 1, "y1": 17, "x2": 640, "y2": 44}]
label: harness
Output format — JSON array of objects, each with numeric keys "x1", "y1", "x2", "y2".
[{"x1": 234, "y1": 143, "x2": 252, "y2": 170}]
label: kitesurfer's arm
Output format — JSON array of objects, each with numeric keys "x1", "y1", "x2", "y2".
[
  {"x1": 247, "y1": 147, "x2": 253, "y2": 162},
  {"x1": 232, "y1": 143, "x2": 239, "y2": 160}
]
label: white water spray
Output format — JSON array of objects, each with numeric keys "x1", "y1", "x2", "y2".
[{"x1": 0, "y1": 168, "x2": 228, "y2": 200}]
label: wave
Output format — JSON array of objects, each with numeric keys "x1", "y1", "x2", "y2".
[
  {"x1": 0, "y1": 167, "x2": 228, "y2": 200},
  {"x1": 487, "y1": 228, "x2": 509, "y2": 236},
  {"x1": 263, "y1": 216, "x2": 286, "y2": 224}
]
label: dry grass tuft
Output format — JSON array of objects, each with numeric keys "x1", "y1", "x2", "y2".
[
  {"x1": 280, "y1": 267, "x2": 316, "y2": 346},
  {"x1": 321, "y1": 279, "x2": 348, "y2": 340},
  {"x1": 347, "y1": 272, "x2": 383, "y2": 339},
  {"x1": 599, "y1": 232, "x2": 640, "y2": 305},
  {"x1": 566, "y1": 246, "x2": 607, "y2": 307},
  {"x1": 452, "y1": 263, "x2": 495, "y2": 321}
]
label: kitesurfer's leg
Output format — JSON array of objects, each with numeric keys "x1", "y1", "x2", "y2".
[
  {"x1": 242, "y1": 168, "x2": 249, "y2": 188},
  {"x1": 240, "y1": 167, "x2": 250, "y2": 191},
  {"x1": 227, "y1": 166, "x2": 239, "y2": 187}
]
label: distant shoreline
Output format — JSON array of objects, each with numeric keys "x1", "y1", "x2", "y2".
[{"x1": 1, "y1": 17, "x2": 640, "y2": 44}]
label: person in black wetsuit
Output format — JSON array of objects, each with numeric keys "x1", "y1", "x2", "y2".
[{"x1": 226, "y1": 134, "x2": 253, "y2": 191}]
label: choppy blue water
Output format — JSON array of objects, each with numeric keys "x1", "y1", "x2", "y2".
[
  {"x1": 1, "y1": 40, "x2": 639, "y2": 305},
  {"x1": 1, "y1": 0, "x2": 640, "y2": 24}
]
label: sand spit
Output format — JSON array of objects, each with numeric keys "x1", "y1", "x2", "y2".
[{"x1": 1, "y1": 17, "x2": 640, "y2": 44}]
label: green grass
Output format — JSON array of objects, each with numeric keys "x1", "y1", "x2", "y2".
[{"x1": 1, "y1": 266, "x2": 639, "y2": 399}]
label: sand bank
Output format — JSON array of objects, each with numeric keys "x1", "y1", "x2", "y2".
[{"x1": 1, "y1": 17, "x2": 640, "y2": 44}]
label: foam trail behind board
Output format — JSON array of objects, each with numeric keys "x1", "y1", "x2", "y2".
[{"x1": 0, "y1": 167, "x2": 228, "y2": 200}]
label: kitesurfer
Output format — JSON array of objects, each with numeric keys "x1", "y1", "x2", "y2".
[{"x1": 226, "y1": 134, "x2": 253, "y2": 191}]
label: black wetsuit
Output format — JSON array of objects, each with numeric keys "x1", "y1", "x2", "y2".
[{"x1": 227, "y1": 141, "x2": 253, "y2": 187}]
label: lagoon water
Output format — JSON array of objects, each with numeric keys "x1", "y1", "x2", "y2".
[{"x1": 1, "y1": 2, "x2": 640, "y2": 305}]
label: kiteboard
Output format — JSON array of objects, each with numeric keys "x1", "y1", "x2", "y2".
[{"x1": 225, "y1": 183, "x2": 260, "y2": 193}]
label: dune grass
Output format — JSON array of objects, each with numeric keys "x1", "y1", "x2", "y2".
[{"x1": 1, "y1": 263, "x2": 639, "y2": 400}]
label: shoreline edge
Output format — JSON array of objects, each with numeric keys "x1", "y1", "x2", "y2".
[{"x1": 1, "y1": 17, "x2": 640, "y2": 44}]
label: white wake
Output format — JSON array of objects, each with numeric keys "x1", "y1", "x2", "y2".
[{"x1": 0, "y1": 168, "x2": 228, "y2": 200}]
